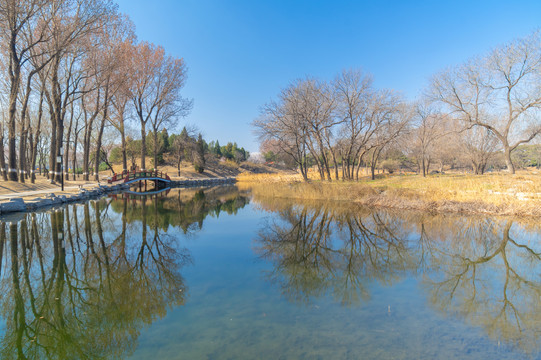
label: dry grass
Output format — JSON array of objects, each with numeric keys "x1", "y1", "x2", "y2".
[
  {"x1": 237, "y1": 170, "x2": 541, "y2": 217},
  {"x1": 237, "y1": 172, "x2": 303, "y2": 183},
  {"x1": 367, "y1": 172, "x2": 541, "y2": 204}
]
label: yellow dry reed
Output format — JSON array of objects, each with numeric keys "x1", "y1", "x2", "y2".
[{"x1": 237, "y1": 171, "x2": 541, "y2": 217}]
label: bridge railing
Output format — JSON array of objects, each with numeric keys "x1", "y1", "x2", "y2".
[
  {"x1": 123, "y1": 169, "x2": 170, "y2": 182},
  {"x1": 108, "y1": 169, "x2": 170, "y2": 183}
]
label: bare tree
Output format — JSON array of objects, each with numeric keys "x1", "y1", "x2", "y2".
[
  {"x1": 333, "y1": 69, "x2": 375, "y2": 180},
  {"x1": 0, "y1": 0, "x2": 54, "y2": 181},
  {"x1": 365, "y1": 91, "x2": 410, "y2": 180},
  {"x1": 89, "y1": 12, "x2": 134, "y2": 180},
  {"x1": 254, "y1": 82, "x2": 311, "y2": 180},
  {"x1": 460, "y1": 126, "x2": 500, "y2": 174},
  {"x1": 408, "y1": 103, "x2": 450, "y2": 177},
  {"x1": 28, "y1": 82, "x2": 46, "y2": 182},
  {"x1": 255, "y1": 72, "x2": 409, "y2": 182},
  {"x1": 108, "y1": 38, "x2": 135, "y2": 174},
  {"x1": 43, "y1": 0, "x2": 113, "y2": 183},
  {"x1": 129, "y1": 42, "x2": 171, "y2": 171},
  {"x1": 110, "y1": 88, "x2": 130, "y2": 173},
  {"x1": 148, "y1": 54, "x2": 191, "y2": 170},
  {"x1": 297, "y1": 78, "x2": 338, "y2": 181},
  {"x1": 430, "y1": 31, "x2": 541, "y2": 174},
  {"x1": 70, "y1": 101, "x2": 82, "y2": 179}
]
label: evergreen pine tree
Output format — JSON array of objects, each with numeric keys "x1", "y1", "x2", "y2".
[{"x1": 194, "y1": 133, "x2": 206, "y2": 173}]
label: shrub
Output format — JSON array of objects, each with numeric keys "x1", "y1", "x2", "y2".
[{"x1": 194, "y1": 164, "x2": 204, "y2": 173}]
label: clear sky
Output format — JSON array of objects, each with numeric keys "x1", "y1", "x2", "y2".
[{"x1": 114, "y1": 0, "x2": 541, "y2": 153}]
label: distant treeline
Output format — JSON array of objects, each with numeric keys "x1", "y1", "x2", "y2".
[{"x1": 109, "y1": 127, "x2": 249, "y2": 174}]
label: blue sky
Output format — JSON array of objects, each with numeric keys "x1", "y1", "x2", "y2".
[{"x1": 114, "y1": 0, "x2": 541, "y2": 152}]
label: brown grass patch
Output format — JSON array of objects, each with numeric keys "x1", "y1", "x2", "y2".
[{"x1": 238, "y1": 171, "x2": 541, "y2": 217}]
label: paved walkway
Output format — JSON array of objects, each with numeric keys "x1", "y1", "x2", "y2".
[{"x1": 0, "y1": 184, "x2": 98, "y2": 200}]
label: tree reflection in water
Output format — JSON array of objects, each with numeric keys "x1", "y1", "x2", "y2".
[
  {"x1": 419, "y1": 216, "x2": 541, "y2": 355},
  {"x1": 0, "y1": 186, "x2": 249, "y2": 359},
  {"x1": 254, "y1": 199, "x2": 541, "y2": 355},
  {"x1": 110, "y1": 185, "x2": 250, "y2": 234},
  {"x1": 255, "y1": 203, "x2": 416, "y2": 305}
]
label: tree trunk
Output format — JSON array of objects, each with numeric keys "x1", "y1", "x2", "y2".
[
  {"x1": 371, "y1": 147, "x2": 383, "y2": 181},
  {"x1": 72, "y1": 134, "x2": 78, "y2": 181},
  {"x1": 95, "y1": 82, "x2": 110, "y2": 182},
  {"x1": 94, "y1": 115, "x2": 106, "y2": 182},
  {"x1": 55, "y1": 116, "x2": 64, "y2": 184},
  {"x1": 503, "y1": 146, "x2": 515, "y2": 174},
  {"x1": 153, "y1": 130, "x2": 158, "y2": 170},
  {"x1": 472, "y1": 161, "x2": 478, "y2": 175},
  {"x1": 0, "y1": 132, "x2": 7, "y2": 181},
  {"x1": 322, "y1": 152, "x2": 332, "y2": 181},
  {"x1": 7, "y1": 55, "x2": 20, "y2": 182},
  {"x1": 28, "y1": 127, "x2": 33, "y2": 180},
  {"x1": 355, "y1": 151, "x2": 367, "y2": 181},
  {"x1": 83, "y1": 126, "x2": 91, "y2": 181},
  {"x1": 300, "y1": 166, "x2": 308, "y2": 181},
  {"x1": 17, "y1": 117, "x2": 28, "y2": 184},
  {"x1": 120, "y1": 120, "x2": 127, "y2": 173},
  {"x1": 51, "y1": 58, "x2": 64, "y2": 184},
  {"x1": 140, "y1": 124, "x2": 147, "y2": 171},
  {"x1": 313, "y1": 155, "x2": 324, "y2": 180},
  {"x1": 352, "y1": 158, "x2": 362, "y2": 181},
  {"x1": 81, "y1": 91, "x2": 100, "y2": 181},
  {"x1": 65, "y1": 106, "x2": 74, "y2": 183},
  {"x1": 18, "y1": 71, "x2": 40, "y2": 183},
  {"x1": 297, "y1": 153, "x2": 308, "y2": 181},
  {"x1": 48, "y1": 105, "x2": 57, "y2": 183},
  {"x1": 46, "y1": 59, "x2": 60, "y2": 183},
  {"x1": 30, "y1": 130, "x2": 39, "y2": 184},
  {"x1": 328, "y1": 149, "x2": 339, "y2": 181}
]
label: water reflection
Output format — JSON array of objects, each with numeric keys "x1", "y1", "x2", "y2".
[
  {"x1": 255, "y1": 205, "x2": 416, "y2": 305},
  {"x1": 0, "y1": 186, "x2": 250, "y2": 359},
  {"x1": 253, "y1": 200, "x2": 541, "y2": 355},
  {"x1": 419, "y1": 217, "x2": 541, "y2": 355},
  {"x1": 2, "y1": 186, "x2": 541, "y2": 358},
  {"x1": 110, "y1": 185, "x2": 250, "y2": 234}
]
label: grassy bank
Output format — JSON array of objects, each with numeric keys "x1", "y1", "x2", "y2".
[{"x1": 237, "y1": 172, "x2": 541, "y2": 217}]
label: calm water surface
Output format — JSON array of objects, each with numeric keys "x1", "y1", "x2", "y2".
[{"x1": 0, "y1": 186, "x2": 540, "y2": 359}]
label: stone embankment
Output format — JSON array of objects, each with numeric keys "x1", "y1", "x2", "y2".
[
  {"x1": 0, "y1": 177, "x2": 237, "y2": 215},
  {"x1": 0, "y1": 184, "x2": 129, "y2": 215}
]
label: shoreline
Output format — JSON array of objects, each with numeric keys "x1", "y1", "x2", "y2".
[
  {"x1": 352, "y1": 192, "x2": 536, "y2": 217},
  {"x1": 237, "y1": 175, "x2": 541, "y2": 218},
  {"x1": 0, "y1": 176, "x2": 237, "y2": 217},
  {"x1": 3, "y1": 172, "x2": 539, "y2": 218}
]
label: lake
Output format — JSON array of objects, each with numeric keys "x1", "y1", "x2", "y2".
[{"x1": 0, "y1": 185, "x2": 540, "y2": 359}]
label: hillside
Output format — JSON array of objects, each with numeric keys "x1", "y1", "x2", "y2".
[{"x1": 107, "y1": 157, "x2": 281, "y2": 180}]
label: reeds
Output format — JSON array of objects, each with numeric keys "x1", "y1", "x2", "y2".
[{"x1": 237, "y1": 171, "x2": 541, "y2": 217}]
